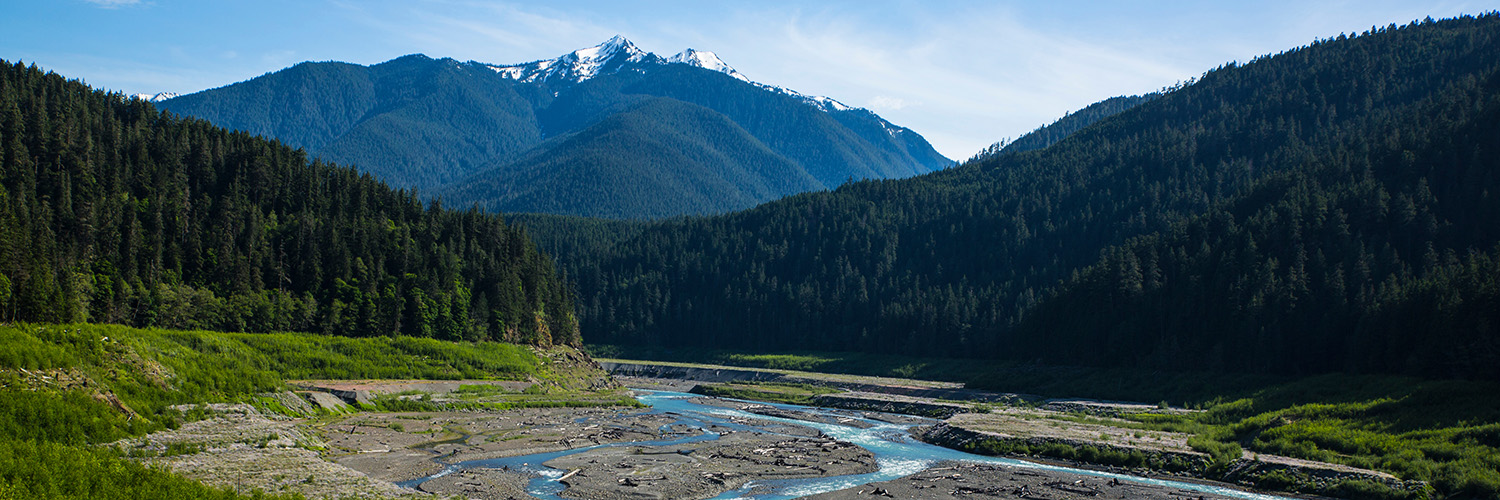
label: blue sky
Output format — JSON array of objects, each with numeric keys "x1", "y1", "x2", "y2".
[{"x1": 3, "y1": 0, "x2": 1492, "y2": 159}]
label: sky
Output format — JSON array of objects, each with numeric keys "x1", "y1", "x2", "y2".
[{"x1": 3, "y1": 0, "x2": 1493, "y2": 160}]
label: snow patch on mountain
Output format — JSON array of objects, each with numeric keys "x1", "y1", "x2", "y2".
[
  {"x1": 131, "y1": 92, "x2": 178, "y2": 102},
  {"x1": 667, "y1": 49, "x2": 749, "y2": 82},
  {"x1": 486, "y1": 36, "x2": 863, "y2": 116},
  {"x1": 661, "y1": 47, "x2": 855, "y2": 113}
]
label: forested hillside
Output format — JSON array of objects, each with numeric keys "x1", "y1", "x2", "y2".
[
  {"x1": 967, "y1": 92, "x2": 1161, "y2": 162},
  {"x1": 439, "y1": 97, "x2": 819, "y2": 219},
  {"x1": 0, "y1": 60, "x2": 578, "y2": 346},
  {"x1": 159, "y1": 43, "x2": 951, "y2": 219},
  {"x1": 565, "y1": 15, "x2": 1500, "y2": 379}
]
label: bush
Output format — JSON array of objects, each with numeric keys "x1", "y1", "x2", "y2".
[
  {"x1": 1187, "y1": 435, "x2": 1242, "y2": 467},
  {"x1": 0, "y1": 439, "x2": 306, "y2": 500}
]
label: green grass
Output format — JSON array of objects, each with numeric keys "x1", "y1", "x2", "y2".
[
  {"x1": 0, "y1": 438, "x2": 307, "y2": 500},
  {"x1": 3, "y1": 324, "x2": 544, "y2": 424},
  {"x1": 0, "y1": 323, "x2": 601, "y2": 500}
]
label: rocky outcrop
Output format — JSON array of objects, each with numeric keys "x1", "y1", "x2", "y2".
[
  {"x1": 919, "y1": 422, "x2": 1211, "y2": 474},
  {"x1": 305, "y1": 391, "x2": 354, "y2": 413}
]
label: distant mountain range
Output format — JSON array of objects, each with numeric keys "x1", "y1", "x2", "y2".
[{"x1": 157, "y1": 37, "x2": 951, "y2": 218}]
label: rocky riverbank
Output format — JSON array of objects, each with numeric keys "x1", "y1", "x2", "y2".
[
  {"x1": 115, "y1": 387, "x2": 884, "y2": 499},
  {"x1": 543, "y1": 432, "x2": 875, "y2": 499},
  {"x1": 112, "y1": 403, "x2": 428, "y2": 499},
  {"x1": 612, "y1": 361, "x2": 1425, "y2": 500},
  {"x1": 920, "y1": 415, "x2": 1423, "y2": 498},
  {"x1": 919, "y1": 420, "x2": 1213, "y2": 477},
  {"x1": 807, "y1": 461, "x2": 1246, "y2": 500}
]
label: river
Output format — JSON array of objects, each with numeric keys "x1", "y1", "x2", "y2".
[{"x1": 401, "y1": 389, "x2": 1290, "y2": 499}]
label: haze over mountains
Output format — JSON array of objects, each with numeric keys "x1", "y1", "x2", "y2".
[{"x1": 157, "y1": 37, "x2": 951, "y2": 219}]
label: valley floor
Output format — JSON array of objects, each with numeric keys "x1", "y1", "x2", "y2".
[
  {"x1": 90, "y1": 352, "x2": 1441, "y2": 499},
  {"x1": 610, "y1": 360, "x2": 1414, "y2": 499},
  {"x1": 116, "y1": 377, "x2": 1331, "y2": 500}
]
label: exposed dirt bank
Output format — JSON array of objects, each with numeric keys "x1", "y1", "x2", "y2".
[
  {"x1": 113, "y1": 403, "x2": 427, "y2": 499},
  {"x1": 806, "y1": 461, "x2": 1245, "y2": 500}
]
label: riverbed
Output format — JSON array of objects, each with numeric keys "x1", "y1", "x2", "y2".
[{"x1": 392, "y1": 390, "x2": 1291, "y2": 500}]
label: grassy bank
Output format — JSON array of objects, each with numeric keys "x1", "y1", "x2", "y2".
[
  {"x1": 0, "y1": 323, "x2": 605, "y2": 499},
  {"x1": 591, "y1": 344, "x2": 1500, "y2": 499},
  {"x1": 370, "y1": 382, "x2": 642, "y2": 412}
]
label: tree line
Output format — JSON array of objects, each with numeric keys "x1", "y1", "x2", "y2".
[{"x1": 0, "y1": 60, "x2": 578, "y2": 346}]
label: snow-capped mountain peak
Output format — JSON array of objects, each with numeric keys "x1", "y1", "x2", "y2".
[
  {"x1": 485, "y1": 37, "x2": 861, "y2": 116},
  {"x1": 577, "y1": 35, "x2": 645, "y2": 63},
  {"x1": 130, "y1": 92, "x2": 178, "y2": 103},
  {"x1": 667, "y1": 49, "x2": 748, "y2": 82},
  {"x1": 489, "y1": 35, "x2": 656, "y2": 83}
]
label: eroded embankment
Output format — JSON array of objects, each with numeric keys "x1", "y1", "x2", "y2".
[{"x1": 921, "y1": 418, "x2": 1424, "y2": 498}]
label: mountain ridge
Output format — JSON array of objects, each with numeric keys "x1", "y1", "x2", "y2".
[{"x1": 158, "y1": 37, "x2": 950, "y2": 219}]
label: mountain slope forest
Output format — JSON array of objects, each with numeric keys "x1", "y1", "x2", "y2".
[
  {"x1": 966, "y1": 92, "x2": 1162, "y2": 162},
  {"x1": 509, "y1": 90, "x2": 1162, "y2": 264},
  {"x1": 158, "y1": 45, "x2": 950, "y2": 219},
  {"x1": 0, "y1": 60, "x2": 578, "y2": 346},
  {"x1": 563, "y1": 15, "x2": 1500, "y2": 380}
]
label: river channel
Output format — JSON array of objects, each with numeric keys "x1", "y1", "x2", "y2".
[{"x1": 400, "y1": 390, "x2": 1289, "y2": 499}]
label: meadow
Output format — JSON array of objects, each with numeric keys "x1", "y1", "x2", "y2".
[{"x1": 0, "y1": 323, "x2": 556, "y2": 499}]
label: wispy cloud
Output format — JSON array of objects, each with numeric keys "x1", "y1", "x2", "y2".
[
  {"x1": 868, "y1": 96, "x2": 910, "y2": 111},
  {"x1": 692, "y1": 3, "x2": 1195, "y2": 158}
]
